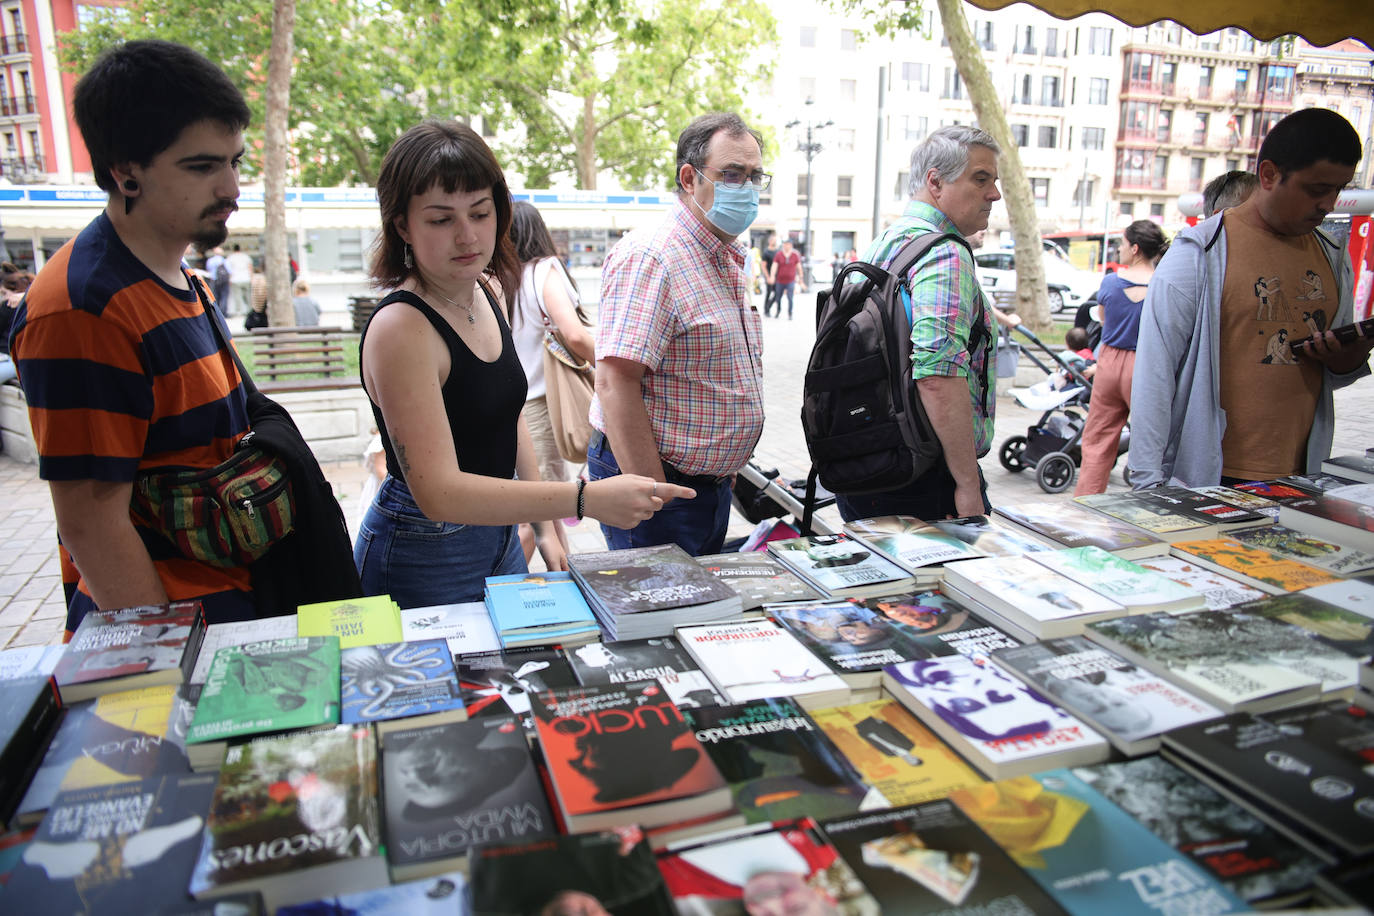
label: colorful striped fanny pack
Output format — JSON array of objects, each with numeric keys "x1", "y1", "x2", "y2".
[{"x1": 131, "y1": 431, "x2": 295, "y2": 568}]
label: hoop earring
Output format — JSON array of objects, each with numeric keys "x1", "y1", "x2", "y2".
[{"x1": 403, "y1": 244, "x2": 414, "y2": 269}]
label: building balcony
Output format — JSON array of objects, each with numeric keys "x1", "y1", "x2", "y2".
[
  {"x1": 0, "y1": 32, "x2": 26, "y2": 56},
  {"x1": 0, "y1": 94, "x2": 36, "y2": 116},
  {"x1": 1195, "y1": 85, "x2": 1214, "y2": 101},
  {"x1": 1225, "y1": 135, "x2": 1261, "y2": 152},
  {"x1": 0, "y1": 154, "x2": 45, "y2": 178},
  {"x1": 1115, "y1": 174, "x2": 1169, "y2": 191},
  {"x1": 1124, "y1": 78, "x2": 1164, "y2": 95}
]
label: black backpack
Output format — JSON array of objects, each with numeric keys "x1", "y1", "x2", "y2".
[{"x1": 800, "y1": 231, "x2": 989, "y2": 516}]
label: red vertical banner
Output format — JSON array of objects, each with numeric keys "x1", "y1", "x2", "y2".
[{"x1": 1353, "y1": 216, "x2": 1374, "y2": 322}]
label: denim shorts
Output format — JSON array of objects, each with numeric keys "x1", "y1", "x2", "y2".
[{"x1": 354, "y1": 475, "x2": 526, "y2": 608}]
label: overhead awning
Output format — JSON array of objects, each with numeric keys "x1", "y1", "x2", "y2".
[{"x1": 962, "y1": 0, "x2": 1374, "y2": 47}]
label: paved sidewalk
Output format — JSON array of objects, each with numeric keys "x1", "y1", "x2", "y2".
[{"x1": 2, "y1": 288, "x2": 1370, "y2": 648}]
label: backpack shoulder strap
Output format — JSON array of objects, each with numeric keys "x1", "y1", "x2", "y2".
[{"x1": 888, "y1": 230, "x2": 972, "y2": 283}]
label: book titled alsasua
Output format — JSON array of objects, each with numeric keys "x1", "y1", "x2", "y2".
[
  {"x1": 1161, "y1": 701, "x2": 1374, "y2": 859},
  {"x1": 1029, "y1": 546, "x2": 1206, "y2": 615},
  {"x1": 696, "y1": 550, "x2": 824, "y2": 610},
  {"x1": 675, "y1": 618, "x2": 852, "y2": 710},
  {"x1": 769, "y1": 600, "x2": 927, "y2": 693},
  {"x1": 882, "y1": 655, "x2": 1110, "y2": 780},
  {"x1": 483, "y1": 570, "x2": 600, "y2": 648},
  {"x1": 1083, "y1": 611, "x2": 1322, "y2": 714},
  {"x1": 820, "y1": 798, "x2": 1068, "y2": 913},
  {"x1": 184, "y1": 636, "x2": 341, "y2": 770},
  {"x1": 569, "y1": 544, "x2": 742, "y2": 640},
  {"x1": 1278, "y1": 482, "x2": 1374, "y2": 554},
  {"x1": 5, "y1": 771, "x2": 217, "y2": 916},
  {"x1": 340, "y1": 638, "x2": 467, "y2": 741},
  {"x1": 188, "y1": 724, "x2": 387, "y2": 912},
  {"x1": 52, "y1": 600, "x2": 205, "y2": 704},
  {"x1": 990, "y1": 637, "x2": 1221, "y2": 756},
  {"x1": 940, "y1": 554, "x2": 1127, "y2": 641},
  {"x1": 842, "y1": 515, "x2": 984, "y2": 581},
  {"x1": 949, "y1": 769, "x2": 1248, "y2": 915},
  {"x1": 994, "y1": 500, "x2": 1168, "y2": 559},
  {"x1": 564, "y1": 635, "x2": 725, "y2": 708},
  {"x1": 529, "y1": 680, "x2": 731, "y2": 834},
  {"x1": 382, "y1": 715, "x2": 553, "y2": 882},
  {"x1": 766, "y1": 532, "x2": 917, "y2": 599}
]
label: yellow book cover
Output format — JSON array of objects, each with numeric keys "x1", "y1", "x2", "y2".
[
  {"x1": 297, "y1": 595, "x2": 403, "y2": 649},
  {"x1": 1172, "y1": 538, "x2": 1342, "y2": 592},
  {"x1": 810, "y1": 699, "x2": 984, "y2": 805},
  {"x1": 58, "y1": 684, "x2": 189, "y2": 791}
]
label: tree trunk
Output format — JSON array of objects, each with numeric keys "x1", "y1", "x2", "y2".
[
  {"x1": 264, "y1": 0, "x2": 296, "y2": 328},
  {"x1": 935, "y1": 0, "x2": 1052, "y2": 333},
  {"x1": 577, "y1": 92, "x2": 598, "y2": 190}
]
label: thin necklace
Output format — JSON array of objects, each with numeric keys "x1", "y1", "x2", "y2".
[{"x1": 425, "y1": 283, "x2": 476, "y2": 324}]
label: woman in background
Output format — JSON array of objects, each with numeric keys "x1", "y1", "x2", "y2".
[
  {"x1": 1073, "y1": 220, "x2": 1169, "y2": 496},
  {"x1": 508, "y1": 201, "x2": 596, "y2": 561}
]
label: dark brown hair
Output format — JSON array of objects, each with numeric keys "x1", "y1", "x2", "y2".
[{"x1": 369, "y1": 120, "x2": 519, "y2": 298}]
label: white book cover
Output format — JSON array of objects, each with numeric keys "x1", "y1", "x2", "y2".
[
  {"x1": 1030, "y1": 546, "x2": 1204, "y2": 613},
  {"x1": 1135, "y1": 556, "x2": 1268, "y2": 610},
  {"x1": 843, "y1": 516, "x2": 983, "y2": 571},
  {"x1": 766, "y1": 533, "x2": 913, "y2": 595},
  {"x1": 943, "y1": 555, "x2": 1123, "y2": 628},
  {"x1": 1299, "y1": 579, "x2": 1374, "y2": 619},
  {"x1": 0, "y1": 644, "x2": 65, "y2": 681},
  {"x1": 675, "y1": 619, "x2": 849, "y2": 705},
  {"x1": 190, "y1": 614, "x2": 298, "y2": 684},
  {"x1": 399, "y1": 602, "x2": 501, "y2": 656}
]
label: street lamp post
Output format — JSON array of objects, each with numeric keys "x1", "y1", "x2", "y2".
[{"x1": 785, "y1": 100, "x2": 832, "y2": 283}]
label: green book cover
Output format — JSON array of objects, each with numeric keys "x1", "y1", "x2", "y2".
[
  {"x1": 297, "y1": 595, "x2": 403, "y2": 649},
  {"x1": 187, "y1": 636, "x2": 341, "y2": 744}
]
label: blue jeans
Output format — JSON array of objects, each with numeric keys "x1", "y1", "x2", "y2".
[
  {"x1": 777, "y1": 281, "x2": 796, "y2": 317},
  {"x1": 354, "y1": 475, "x2": 526, "y2": 608},
  {"x1": 586, "y1": 434, "x2": 732, "y2": 556}
]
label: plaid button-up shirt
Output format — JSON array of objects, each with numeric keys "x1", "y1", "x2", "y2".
[
  {"x1": 864, "y1": 200, "x2": 996, "y2": 455},
  {"x1": 591, "y1": 202, "x2": 765, "y2": 477}
]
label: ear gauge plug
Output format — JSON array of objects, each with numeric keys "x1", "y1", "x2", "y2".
[{"x1": 123, "y1": 179, "x2": 139, "y2": 192}]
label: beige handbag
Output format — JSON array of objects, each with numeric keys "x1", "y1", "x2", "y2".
[{"x1": 539, "y1": 298, "x2": 596, "y2": 464}]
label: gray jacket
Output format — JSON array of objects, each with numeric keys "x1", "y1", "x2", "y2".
[{"x1": 1128, "y1": 213, "x2": 1368, "y2": 488}]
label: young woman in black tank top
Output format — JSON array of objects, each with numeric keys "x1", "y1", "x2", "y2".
[{"x1": 353, "y1": 121, "x2": 691, "y2": 607}]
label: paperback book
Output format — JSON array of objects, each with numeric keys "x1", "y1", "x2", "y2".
[
  {"x1": 1276, "y1": 472, "x2": 1358, "y2": 493},
  {"x1": 1278, "y1": 483, "x2": 1374, "y2": 553},
  {"x1": 564, "y1": 636, "x2": 725, "y2": 708},
  {"x1": 296, "y1": 594, "x2": 403, "y2": 649},
  {"x1": 696, "y1": 551, "x2": 824, "y2": 609},
  {"x1": 883, "y1": 655, "x2": 1110, "y2": 779},
  {"x1": 990, "y1": 637, "x2": 1222, "y2": 756},
  {"x1": 1236, "y1": 591, "x2": 1374, "y2": 661},
  {"x1": 382, "y1": 715, "x2": 553, "y2": 881},
  {"x1": 926, "y1": 514, "x2": 1052, "y2": 557},
  {"x1": 1142, "y1": 487, "x2": 1270, "y2": 531},
  {"x1": 769, "y1": 601, "x2": 927, "y2": 691},
  {"x1": 529, "y1": 680, "x2": 731, "y2": 833},
  {"x1": 1321, "y1": 453, "x2": 1374, "y2": 483},
  {"x1": 340, "y1": 638, "x2": 466, "y2": 738},
  {"x1": 1134, "y1": 556, "x2": 1269, "y2": 610},
  {"x1": 676, "y1": 619, "x2": 852, "y2": 710},
  {"x1": 187, "y1": 725, "x2": 387, "y2": 912},
  {"x1": 842, "y1": 515, "x2": 985, "y2": 580},
  {"x1": 1170, "y1": 537, "x2": 1342, "y2": 594},
  {"x1": 1074, "y1": 756, "x2": 1326, "y2": 908},
  {"x1": 52, "y1": 601, "x2": 205, "y2": 704},
  {"x1": 821, "y1": 798, "x2": 1069, "y2": 913},
  {"x1": 993, "y1": 501, "x2": 1168, "y2": 558},
  {"x1": 0, "y1": 645, "x2": 65, "y2": 681},
  {"x1": 399, "y1": 601, "x2": 501, "y2": 656},
  {"x1": 1229, "y1": 479, "x2": 1321, "y2": 506},
  {"x1": 1075, "y1": 491, "x2": 1220, "y2": 541},
  {"x1": 189, "y1": 614, "x2": 297, "y2": 685},
  {"x1": 483, "y1": 570, "x2": 600, "y2": 648},
  {"x1": 1191, "y1": 484, "x2": 1282, "y2": 517},
  {"x1": 855, "y1": 591, "x2": 1021, "y2": 661},
  {"x1": 767, "y1": 533, "x2": 918, "y2": 599},
  {"x1": 683, "y1": 697, "x2": 878, "y2": 824},
  {"x1": 941, "y1": 554, "x2": 1128, "y2": 640},
  {"x1": 569, "y1": 544, "x2": 743, "y2": 640},
  {"x1": 0, "y1": 676, "x2": 61, "y2": 827},
  {"x1": 949, "y1": 769, "x2": 1247, "y2": 915},
  {"x1": 1030, "y1": 546, "x2": 1206, "y2": 615},
  {"x1": 1300, "y1": 578, "x2": 1374, "y2": 617},
  {"x1": 455, "y1": 646, "x2": 579, "y2": 728},
  {"x1": 810, "y1": 699, "x2": 985, "y2": 806},
  {"x1": 1226, "y1": 523, "x2": 1374, "y2": 576},
  {"x1": 277, "y1": 872, "x2": 467, "y2": 916}
]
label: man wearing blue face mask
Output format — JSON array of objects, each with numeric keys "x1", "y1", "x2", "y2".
[{"x1": 588, "y1": 112, "x2": 767, "y2": 555}]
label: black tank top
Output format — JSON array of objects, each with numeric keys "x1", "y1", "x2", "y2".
[{"x1": 361, "y1": 285, "x2": 528, "y2": 483}]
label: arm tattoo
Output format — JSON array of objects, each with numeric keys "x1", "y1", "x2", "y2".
[{"x1": 394, "y1": 441, "x2": 413, "y2": 480}]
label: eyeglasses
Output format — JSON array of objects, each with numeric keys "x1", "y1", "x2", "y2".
[{"x1": 696, "y1": 166, "x2": 772, "y2": 191}]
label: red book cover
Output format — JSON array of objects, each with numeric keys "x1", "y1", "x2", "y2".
[
  {"x1": 531, "y1": 681, "x2": 727, "y2": 819},
  {"x1": 54, "y1": 601, "x2": 203, "y2": 687}
]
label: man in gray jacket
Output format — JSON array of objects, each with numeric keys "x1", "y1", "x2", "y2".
[{"x1": 1129, "y1": 108, "x2": 1371, "y2": 489}]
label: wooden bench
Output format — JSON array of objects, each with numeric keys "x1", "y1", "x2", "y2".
[{"x1": 247, "y1": 326, "x2": 354, "y2": 393}]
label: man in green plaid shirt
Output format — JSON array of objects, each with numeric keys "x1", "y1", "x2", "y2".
[{"x1": 836, "y1": 126, "x2": 1002, "y2": 523}]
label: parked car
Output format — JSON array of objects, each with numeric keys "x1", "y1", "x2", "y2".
[{"x1": 973, "y1": 245, "x2": 1103, "y2": 313}]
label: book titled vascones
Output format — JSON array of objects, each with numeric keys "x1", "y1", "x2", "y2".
[
  {"x1": 184, "y1": 636, "x2": 341, "y2": 770},
  {"x1": 768, "y1": 600, "x2": 927, "y2": 694},
  {"x1": 1030, "y1": 545, "x2": 1207, "y2": 615},
  {"x1": 52, "y1": 600, "x2": 205, "y2": 704},
  {"x1": 188, "y1": 724, "x2": 387, "y2": 912},
  {"x1": 5, "y1": 771, "x2": 217, "y2": 916},
  {"x1": 1226, "y1": 522, "x2": 1374, "y2": 577},
  {"x1": 382, "y1": 715, "x2": 553, "y2": 882},
  {"x1": 695, "y1": 551, "x2": 824, "y2": 611},
  {"x1": 809, "y1": 699, "x2": 985, "y2": 806},
  {"x1": 190, "y1": 614, "x2": 297, "y2": 685},
  {"x1": 941, "y1": 554, "x2": 1128, "y2": 641},
  {"x1": 991, "y1": 636, "x2": 1222, "y2": 756},
  {"x1": 1083, "y1": 611, "x2": 1325, "y2": 713},
  {"x1": 296, "y1": 594, "x2": 403, "y2": 649},
  {"x1": 1073, "y1": 756, "x2": 1327, "y2": 909},
  {"x1": 766, "y1": 532, "x2": 917, "y2": 599},
  {"x1": 1134, "y1": 555, "x2": 1269, "y2": 610},
  {"x1": 821, "y1": 798, "x2": 1069, "y2": 913},
  {"x1": 564, "y1": 635, "x2": 725, "y2": 708},
  {"x1": 842, "y1": 515, "x2": 985, "y2": 581},
  {"x1": 340, "y1": 638, "x2": 467, "y2": 740},
  {"x1": 0, "y1": 675, "x2": 61, "y2": 828},
  {"x1": 883, "y1": 655, "x2": 1109, "y2": 780},
  {"x1": 569, "y1": 544, "x2": 743, "y2": 641},
  {"x1": 529, "y1": 680, "x2": 732, "y2": 833},
  {"x1": 994, "y1": 500, "x2": 1168, "y2": 558},
  {"x1": 676, "y1": 618, "x2": 852, "y2": 710},
  {"x1": 483, "y1": 570, "x2": 601, "y2": 649},
  {"x1": 399, "y1": 601, "x2": 502, "y2": 657},
  {"x1": 1161, "y1": 701, "x2": 1374, "y2": 859},
  {"x1": 1170, "y1": 537, "x2": 1343, "y2": 594},
  {"x1": 949, "y1": 769, "x2": 1248, "y2": 915},
  {"x1": 1279, "y1": 482, "x2": 1374, "y2": 554}
]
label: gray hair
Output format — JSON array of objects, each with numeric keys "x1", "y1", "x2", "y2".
[
  {"x1": 907, "y1": 125, "x2": 1002, "y2": 197},
  {"x1": 1201, "y1": 170, "x2": 1259, "y2": 218},
  {"x1": 675, "y1": 112, "x2": 763, "y2": 194}
]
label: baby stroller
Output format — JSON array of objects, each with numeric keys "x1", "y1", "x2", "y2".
[
  {"x1": 997, "y1": 323, "x2": 1128, "y2": 494},
  {"x1": 728, "y1": 460, "x2": 839, "y2": 548}
]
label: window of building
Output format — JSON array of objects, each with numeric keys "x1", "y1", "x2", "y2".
[
  {"x1": 901, "y1": 62, "x2": 930, "y2": 92},
  {"x1": 1082, "y1": 127, "x2": 1105, "y2": 150},
  {"x1": 1088, "y1": 78, "x2": 1109, "y2": 105},
  {"x1": 1016, "y1": 25, "x2": 1035, "y2": 54},
  {"x1": 1198, "y1": 65, "x2": 1214, "y2": 93},
  {"x1": 18, "y1": 69, "x2": 30, "y2": 98},
  {"x1": 836, "y1": 128, "x2": 856, "y2": 151},
  {"x1": 943, "y1": 67, "x2": 963, "y2": 100},
  {"x1": 1164, "y1": 23, "x2": 1182, "y2": 44},
  {"x1": 1041, "y1": 75, "x2": 1061, "y2": 106},
  {"x1": 1262, "y1": 64, "x2": 1295, "y2": 97},
  {"x1": 1045, "y1": 27, "x2": 1060, "y2": 56},
  {"x1": 1013, "y1": 73, "x2": 1032, "y2": 104},
  {"x1": 1156, "y1": 108, "x2": 1173, "y2": 143},
  {"x1": 797, "y1": 174, "x2": 811, "y2": 207},
  {"x1": 976, "y1": 20, "x2": 995, "y2": 50},
  {"x1": 1198, "y1": 32, "x2": 1220, "y2": 51},
  {"x1": 1088, "y1": 27, "x2": 1112, "y2": 55},
  {"x1": 840, "y1": 79, "x2": 857, "y2": 104},
  {"x1": 839, "y1": 29, "x2": 857, "y2": 50},
  {"x1": 1150, "y1": 202, "x2": 1165, "y2": 218},
  {"x1": 1120, "y1": 201, "x2": 1135, "y2": 217},
  {"x1": 1121, "y1": 100, "x2": 1156, "y2": 136},
  {"x1": 837, "y1": 176, "x2": 853, "y2": 208},
  {"x1": 1030, "y1": 177, "x2": 1050, "y2": 204},
  {"x1": 1226, "y1": 158, "x2": 1239, "y2": 172},
  {"x1": 1125, "y1": 51, "x2": 1157, "y2": 86},
  {"x1": 800, "y1": 76, "x2": 816, "y2": 101},
  {"x1": 832, "y1": 231, "x2": 855, "y2": 256},
  {"x1": 894, "y1": 170, "x2": 909, "y2": 201},
  {"x1": 1074, "y1": 178, "x2": 1095, "y2": 207},
  {"x1": 1192, "y1": 112, "x2": 1209, "y2": 145},
  {"x1": 1354, "y1": 105, "x2": 1364, "y2": 126},
  {"x1": 1038, "y1": 125, "x2": 1058, "y2": 148},
  {"x1": 1161, "y1": 61, "x2": 1177, "y2": 91},
  {"x1": 904, "y1": 115, "x2": 928, "y2": 141},
  {"x1": 4, "y1": 132, "x2": 15, "y2": 154},
  {"x1": 800, "y1": 26, "x2": 816, "y2": 47},
  {"x1": 1011, "y1": 124, "x2": 1029, "y2": 146},
  {"x1": 1153, "y1": 154, "x2": 1169, "y2": 184}
]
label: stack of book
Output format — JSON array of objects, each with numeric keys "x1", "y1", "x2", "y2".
[
  {"x1": 52, "y1": 600, "x2": 206, "y2": 704},
  {"x1": 1077, "y1": 486, "x2": 1269, "y2": 542},
  {"x1": 766, "y1": 532, "x2": 917, "y2": 598},
  {"x1": 483, "y1": 570, "x2": 600, "y2": 648},
  {"x1": 994, "y1": 500, "x2": 1168, "y2": 558},
  {"x1": 340, "y1": 638, "x2": 467, "y2": 741},
  {"x1": 694, "y1": 550, "x2": 822, "y2": 610},
  {"x1": 297, "y1": 594, "x2": 403, "y2": 648},
  {"x1": 569, "y1": 545, "x2": 742, "y2": 640},
  {"x1": 1280, "y1": 483, "x2": 1374, "y2": 553},
  {"x1": 841, "y1": 515, "x2": 986, "y2": 582}
]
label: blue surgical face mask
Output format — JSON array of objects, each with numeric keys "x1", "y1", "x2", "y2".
[{"x1": 692, "y1": 169, "x2": 759, "y2": 237}]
